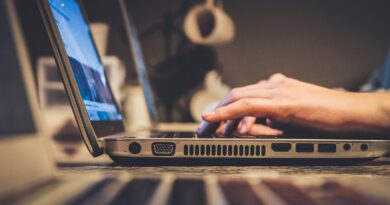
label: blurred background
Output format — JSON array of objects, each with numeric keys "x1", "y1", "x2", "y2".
[
  {"x1": 2, "y1": 1, "x2": 390, "y2": 201},
  {"x1": 6, "y1": 0, "x2": 390, "y2": 165},
  {"x1": 16, "y1": 0, "x2": 390, "y2": 115}
]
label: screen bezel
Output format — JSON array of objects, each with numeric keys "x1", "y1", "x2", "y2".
[{"x1": 37, "y1": 0, "x2": 125, "y2": 156}]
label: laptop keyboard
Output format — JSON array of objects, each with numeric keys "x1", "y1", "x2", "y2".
[
  {"x1": 168, "y1": 179, "x2": 206, "y2": 205},
  {"x1": 110, "y1": 178, "x2": 161, "y2": 205},
  {"x1": 150, "y1": 131, "x2": 240, "y2": 139},
  {"x1": 77, "y1": 178, "x2": 124, "y2": 205},
  {"x1": 219, "y1": 180, "x2": 264, "y2": 205},
  {"x1": 261, "y1": 179, "x2": 318, "y2": 205},
  {"x1": 60, "y1": 175, "x2": 388, "y2": 205},
  {"x1": 150, "y1": 131, "x2": 200, "y2": 138}
]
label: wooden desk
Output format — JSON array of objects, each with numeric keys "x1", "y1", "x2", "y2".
[{"x1": 59, "y1": 157, "x2": 390, "y2": 204}]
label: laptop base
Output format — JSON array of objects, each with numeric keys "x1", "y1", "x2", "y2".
[{"x1": 110, "y1": 156, "x2": 378, "y2": 166}]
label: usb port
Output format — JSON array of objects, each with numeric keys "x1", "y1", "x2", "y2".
[
  {"x1": 271, "y1": 143, "x2": 291, "y2": 152},
  {"x1": 296, "y1": 143, "x2": 314, "y2": 153},
  {"x1": 318, "y1": 144, "x2": 336, "y2": 153}
]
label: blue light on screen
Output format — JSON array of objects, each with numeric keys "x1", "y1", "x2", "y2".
[{"x1": 49, "y1": 0, "x2": 122, "y2": 121}]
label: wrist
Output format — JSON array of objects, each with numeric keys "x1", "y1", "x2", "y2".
[{"x1": 349, "y1": 92, "x2": 390, "y2": 134}]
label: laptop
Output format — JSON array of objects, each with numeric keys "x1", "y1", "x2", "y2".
[
  {"x1": 37, "y1": 0, "x2": 390, "y2": 165},
  {"x1": 2, "y1": 1, "x2": 390, "y2": 204}
]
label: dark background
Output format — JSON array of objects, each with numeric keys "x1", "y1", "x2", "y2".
[{"x1": 15, "y1": 0, "x2": 390, "y2": 90}]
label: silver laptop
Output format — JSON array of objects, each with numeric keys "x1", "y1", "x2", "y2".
[
  {"x1": 37, "y1": 0, "x2": 390, "y2": 165},
  {"x1": 4, "y1": 1, "x2": 390, "y2": 204}
]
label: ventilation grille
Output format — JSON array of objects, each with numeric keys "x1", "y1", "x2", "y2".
[{"x1": 183, "y1": 144, "x2": 266, "y2": 157}]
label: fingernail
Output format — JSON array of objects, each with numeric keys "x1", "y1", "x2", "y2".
[
  {"x1": 276, "y1": 130, "x2": 283, "y2": 135},
  {"x1": 239, "y1": 124, "x2": 247, "y2": 134},
  {"x1": 202, "y1": 111, "x2": 215, "y2": 119}
]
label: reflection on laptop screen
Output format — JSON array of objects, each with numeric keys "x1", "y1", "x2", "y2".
[
  {"x1": 48, "y1": 0, "x2": 122, "y2": 121},
  {"x1": 126, "y1": 17, "x2": 159, "y2": 123},
  {"x1": 0, "y1": 1, "x2": 35, "y2": 136}
]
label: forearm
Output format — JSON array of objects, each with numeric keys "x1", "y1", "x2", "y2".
[
  {"x1": 347, "y1": 92, "x2": 390, "y2": 134},
  {"x1": 271, "y1": 91, "x2": 390, "y2": 135}
]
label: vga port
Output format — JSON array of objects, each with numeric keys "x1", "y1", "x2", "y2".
[{"x1": 152, "y1": 142, "x2": 176, "y2": 156}]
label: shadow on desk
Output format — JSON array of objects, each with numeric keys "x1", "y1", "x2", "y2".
[
  {"x1": 107, "y1": 156, "x2": 390, "y2": 167},
  {"x1": 58, "y1": 157, "x2": 390, "y2": 167}
]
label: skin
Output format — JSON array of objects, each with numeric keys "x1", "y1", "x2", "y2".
[{"x1": 197, "y1": 73, "x2": 390, "y2": 137}]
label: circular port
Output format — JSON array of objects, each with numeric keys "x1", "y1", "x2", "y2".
[
  {"x1": 360, "y1": 144, "x2": 368, "y2": 151},
  {"x1": 343, "y1": 144, "x2": 351, "y2": 151},
  {"x1": 129, "y1": 142, "x2": 141, "y2": 154}
]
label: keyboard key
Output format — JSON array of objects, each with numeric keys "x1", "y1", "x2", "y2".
[
  {"x1": 172, "y1": 132, "x2": 197, "y2": 138},
  {"x1": 219, "y1": 179, "x2": 264, "y2": 205},
  {"x1": 150, "y1": 132, "x2": 197, "y2": 138},
  {"x1": 73, "y1": 177, "x2": 123, "y2": 205},
  {"x1": 262, "y1": 179, "x2": 318, "y2": 205},
  {"x1": 321, "y1": 181, "x2": 387, "y2": 205},
  {"x1": 167, "y1": 179, "x2": 206, "y2": 205},
  {"x1": 110, "y1": 178, "x2": 160, "y2": 205}
]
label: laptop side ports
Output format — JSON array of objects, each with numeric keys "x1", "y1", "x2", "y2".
[
  {"x1": 360, "y1": 144, "x2": 368, "y2": 151},
  {"x1": 271, "y1": 143, "x2": 291, "y2": 152},
  {"x1": 152, "y1": 142, "x2": 176, "y2": 156},
  {"x1": 129, "y1": 142, "x2": 142, "y2": 154},
  {"x1": 296, "y1": 143, "x2": 314, "y2": 153},
  {"x1": 318, "y1": 144, "x2": 337, "y2": 153}
]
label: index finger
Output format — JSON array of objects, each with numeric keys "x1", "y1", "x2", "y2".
[
  {"x1": 197, "y1": 121, "x2": 221, "y2": 137},
  {"x1": 202, "y1": 98, "x2": 273, "y2": 122},
  {"x1": 196, "y1": 84, "x2": 267, "y2": 136}
]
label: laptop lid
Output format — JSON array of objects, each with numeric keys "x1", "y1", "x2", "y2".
[
  {"x1": 0, "y1": 0, "x2": 54, "y2": 198},
  {"x1": 38, "y1": 0, "x2": 125, "y2": 156},
  {"x1": 118, "y1": 0, "x2": 159, "y2": 125}
]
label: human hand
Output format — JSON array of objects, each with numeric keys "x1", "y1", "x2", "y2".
[{"x1": 197, "y1": 73, "x2": 390, "y2": 137}]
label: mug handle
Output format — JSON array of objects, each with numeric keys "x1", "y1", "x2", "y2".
[{"x1": 206, "y1": 0, "x2": 223, "y2": 8}]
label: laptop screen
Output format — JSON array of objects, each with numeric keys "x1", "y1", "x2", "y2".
[
  {"x1": 0, "y1": 0, "x2": 36, "y2": 137},
  {"x1": 48, "y1": 0, "x2": 122, "y2": 121},
  {"x1": 119, "y1": 0, "x2": 159, "y2": 123}
]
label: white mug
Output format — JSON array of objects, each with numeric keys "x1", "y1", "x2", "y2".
[
  {"x1": 90, "y1": 23, "x2": 110, "y2": 57},
  {"x1": 184, "y1": 0, "x2": 235, "y2": 45}
]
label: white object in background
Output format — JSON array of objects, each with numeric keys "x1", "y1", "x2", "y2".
[
  {"x1": 102, "y1": 56, "x2": 126, "y2": 103},
  {"x1": 37, "y1": 57, "x2": 67, "y2": 109},
  {"x1": 37, "y1": 56, "x2": 125, "y2": 164},
  {"x1": 184, "y1": 0, "x2": 235, "y2": 45},
  {"x1": 190, "y1": 70, "x2": 230, "y2": 122},
  {"x1": 124, "y1": 86, "x2": 152, "y2": 131},
  {"x1": 90, "y1": 22, "x2": 126, "y2": 103},
  {"x1": 90, "y1": 22, "x2": 110, "y2": 57}
]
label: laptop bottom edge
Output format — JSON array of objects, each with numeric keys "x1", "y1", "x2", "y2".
[{"x1": 109, "y1": 156, "x2": 379, "y2": 166}]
